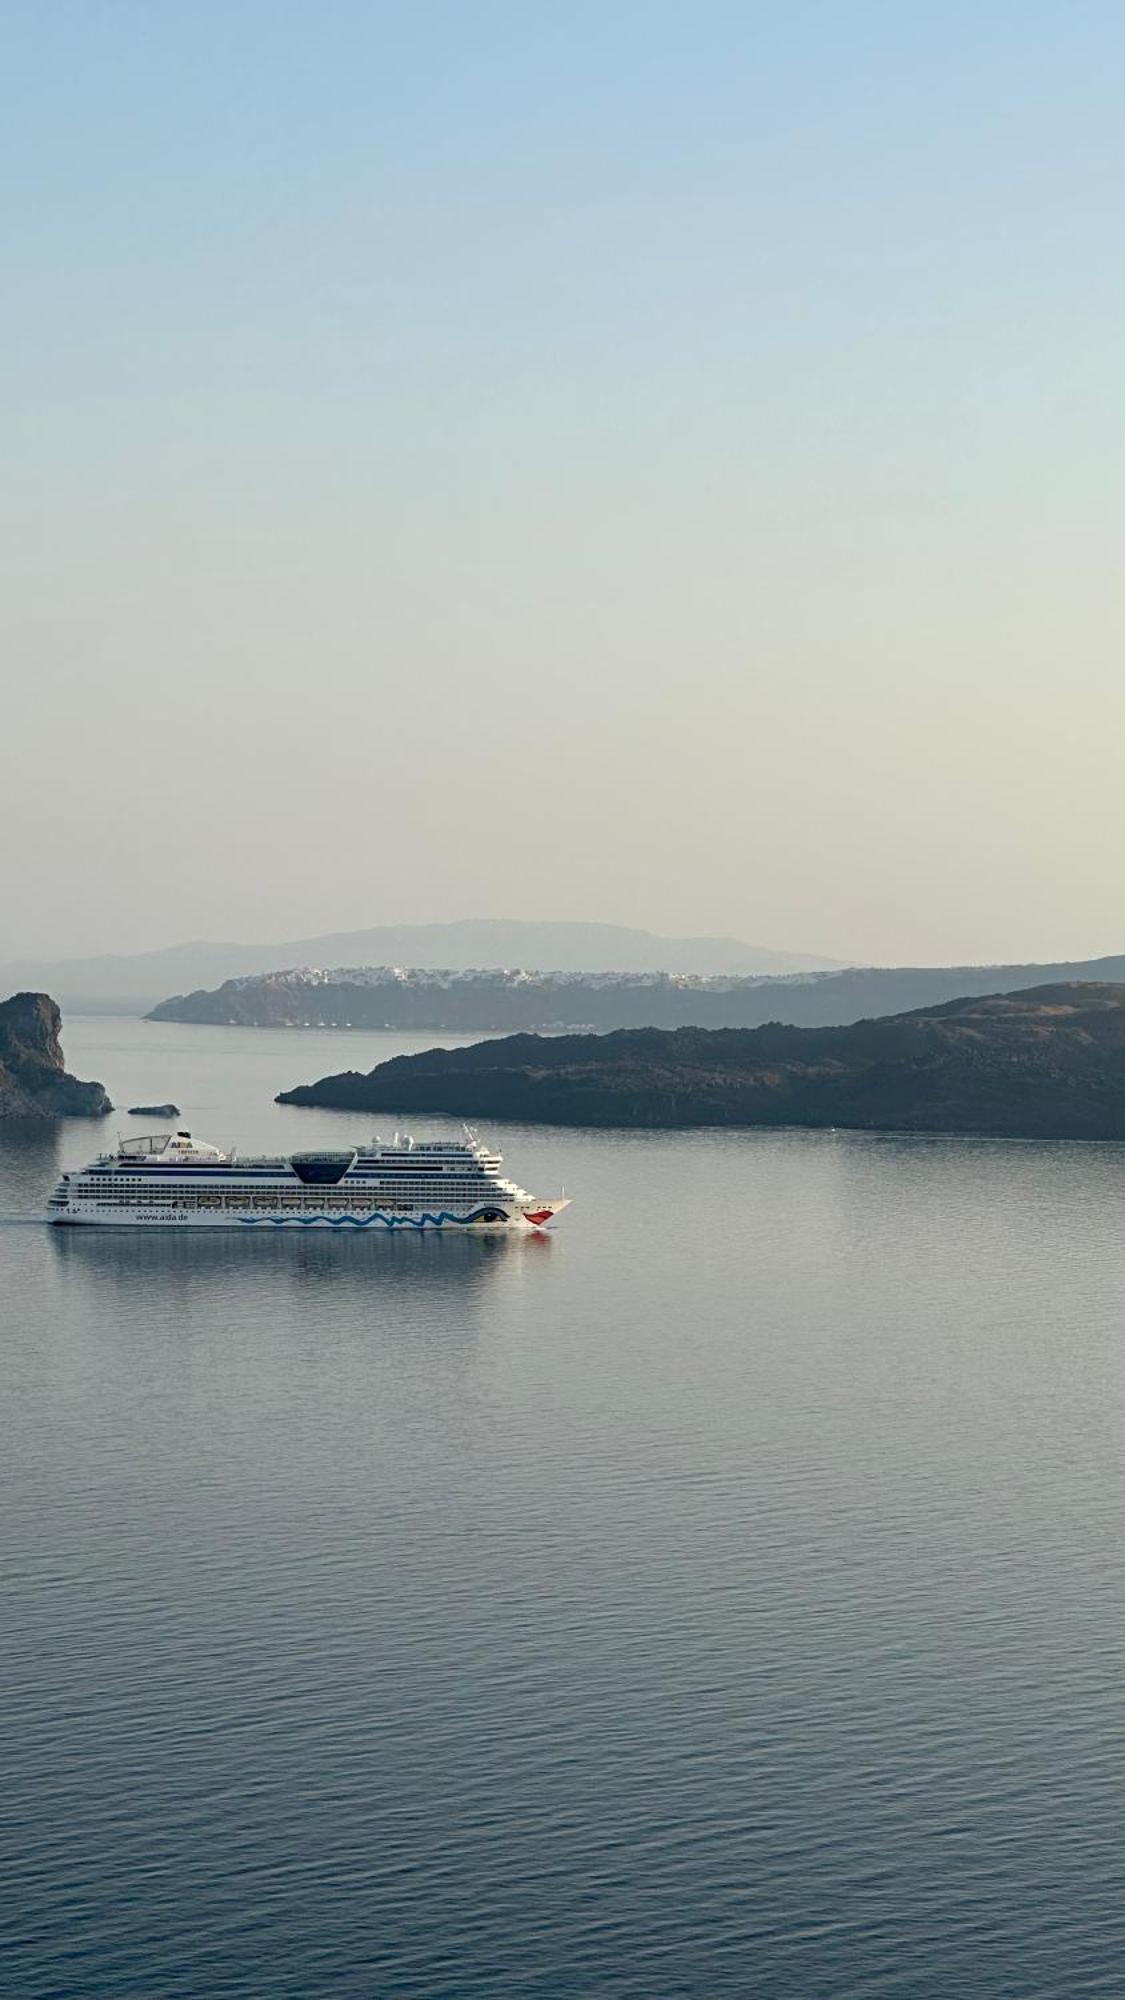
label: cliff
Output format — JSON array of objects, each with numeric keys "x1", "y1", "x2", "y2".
[
  {"x1": 0, "y1": 993, "x2": 111, "y2": 1118},
  {"x1": 153, "y1": 950, "x2": 1125, "y2": 1035},
  {"x1": 149, "y1": 965, "x2": 795, "y2": 1032},
  {"x1": 278, "y1": 983, "x2": 1125, "y2": 1140}
]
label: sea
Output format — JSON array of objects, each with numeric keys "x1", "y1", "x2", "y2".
[{"x1": 5, "y1": 1014, "x2": 1125, "y2": 1998}]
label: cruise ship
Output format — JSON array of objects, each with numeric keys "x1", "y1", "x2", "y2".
[{"x1": 47, "y1": 1130, "x2": 569, "y2": 1231}]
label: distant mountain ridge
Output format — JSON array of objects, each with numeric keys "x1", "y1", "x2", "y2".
[
  {"x1": 0, "y1": 921, "x2": 844, "y2": 1010},
  {"x1": 277, "y1": 983, "x2": 1125, "y2": 1140}
]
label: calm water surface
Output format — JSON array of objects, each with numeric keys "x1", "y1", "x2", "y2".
[{"x1": 5, "y1": 1016, "x2": 1125, "y2": 1996}]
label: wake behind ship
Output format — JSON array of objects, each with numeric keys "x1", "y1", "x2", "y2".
[{"x1": 47, "y1": 1129, "x2": 569, "y2": 1231}]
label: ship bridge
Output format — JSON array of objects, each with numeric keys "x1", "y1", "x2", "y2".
[{"x1": 114, "y1": 1131, "x2": 230, "y2": 1164}]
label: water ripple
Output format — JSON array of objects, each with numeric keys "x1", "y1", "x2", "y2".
[{"x1": 6, "y1": 1069, "x2": 1125, "y2": 1994}]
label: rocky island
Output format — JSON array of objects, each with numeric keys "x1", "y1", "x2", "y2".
[
  {"x1": 278, "y1": 983, "x2": 1125, "y2": 1140},
  {"x1": 0, "y1": 993, "x2": 111, "y2": 1118}
]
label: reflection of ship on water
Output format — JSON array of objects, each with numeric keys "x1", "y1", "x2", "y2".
[
  {"x1": 50, "y1": 1219, "x2": 555, "y2": 1413},
  {"x1": 50, "y1": 1214, "x2": 551, "y2": 1310}
]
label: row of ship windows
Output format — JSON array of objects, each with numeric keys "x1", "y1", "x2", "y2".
[
  {"x1": 83, "y1": 1168, "x2": 498, "y2": 1184},
  {"x1": 79, "y1": 1192, "x2": 495, "y2": 1210},
  {"x1": 93, "y1": 1171, "x2": 498, "y2": 1181}
]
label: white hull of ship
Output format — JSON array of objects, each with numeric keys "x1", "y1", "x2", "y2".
[{"x1": 48, "y1": 1202, "x2": 568, "y2": 1232}]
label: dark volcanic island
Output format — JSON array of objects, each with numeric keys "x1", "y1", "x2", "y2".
[
  {"x1": 0, "y1": 993, "x2": 110, "y2": 1118},
  {"x1": 277, "y1": 984, "x2": 1125, "y2": 1139}
]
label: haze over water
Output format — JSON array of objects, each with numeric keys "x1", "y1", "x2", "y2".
[{"x1": 5, "y1": 1016, "x2": 1125, "y2": 1995}]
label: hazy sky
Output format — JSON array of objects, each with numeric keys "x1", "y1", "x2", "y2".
[{"x1": 4, "y1": 2, "x2": 1122, "y2": 966}]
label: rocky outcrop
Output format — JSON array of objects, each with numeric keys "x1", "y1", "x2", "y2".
[
  {"x1": 279, "y1": 983, "x2": 1125, "y2": 1140},
  {"x1": 128, "y1": 1103, "x2": 180, "y2": 1118},
  {"x1": 0, "y1": 993, "x2": 111, "y2": 1118}
]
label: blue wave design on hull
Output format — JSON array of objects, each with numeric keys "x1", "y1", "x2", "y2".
[{"x1": 237, "y1": 1209, "x2": 505, "y2": 1230}]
